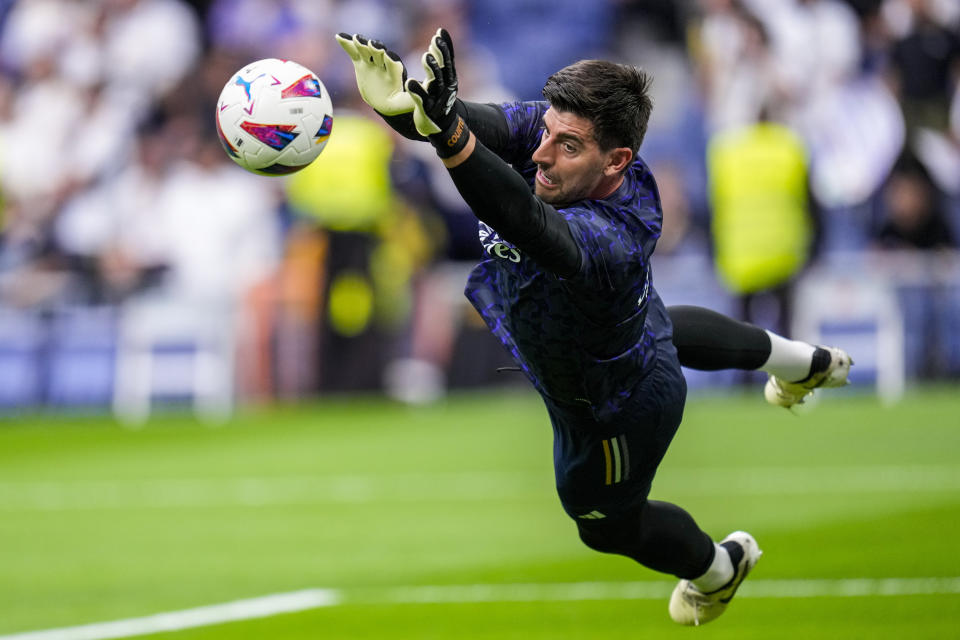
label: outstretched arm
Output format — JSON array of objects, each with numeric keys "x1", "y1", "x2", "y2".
[
  {"x1": 406, "y1": 29, "x2": 580, "y2": 278},
  {"x1": 382, "y1": 100, "x2": 510, "y2": 148}
]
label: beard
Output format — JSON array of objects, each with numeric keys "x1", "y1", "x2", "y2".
[{"x1": 534, "y1": 166, "x2": 604, "y2": 205}]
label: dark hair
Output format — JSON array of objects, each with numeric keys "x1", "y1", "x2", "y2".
[{"x1": 542, "y1": 60, "x2": 653, "y2": 155}]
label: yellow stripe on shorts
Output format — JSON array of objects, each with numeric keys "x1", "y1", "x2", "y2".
[
  {"x1": 602, "y1": 439, "x2": 612, "y2": 485},
  {"x1": 601, "y1": 436, "x2": 630, "y2": 486}
]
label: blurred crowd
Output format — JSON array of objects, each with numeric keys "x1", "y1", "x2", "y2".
[{"x1": 0, "y1": 0, "x2": 958, "y2": 414}]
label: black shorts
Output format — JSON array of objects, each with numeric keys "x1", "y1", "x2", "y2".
[{"x1": 543, "y1": 343, "x2": 687, "y2": 521}]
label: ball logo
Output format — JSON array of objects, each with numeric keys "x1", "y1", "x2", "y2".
[
  {"x1": 281, "y1": 74, "x2": 324, "y2": 99},
  {"x1": 314, "y1": 115, "x2": 334, "y2": 145},
  {"x1": 239, "y1": 121, "x2": 299, "y2": 151}
]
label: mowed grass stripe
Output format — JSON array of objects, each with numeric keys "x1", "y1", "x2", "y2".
[
  {"x1": 1, "y1": 465, "x2": 958, "y2": 510},
  {"x1": 5, "y1": 578, "x2": 960, "y2": 640}
]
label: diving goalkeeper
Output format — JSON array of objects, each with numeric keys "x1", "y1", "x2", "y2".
[{"x1": 337, "y1": 29, "x2": 850, "y2": 626}]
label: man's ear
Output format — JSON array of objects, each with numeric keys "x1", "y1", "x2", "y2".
[{"x1": 605, "y1": 147, "x2": 633, "y2": 176}]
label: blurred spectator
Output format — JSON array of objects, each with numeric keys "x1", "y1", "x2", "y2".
[
  {"x1": 283, "y1": 101, "x2": 431, "y2": 393},
  {"x1": 883, "y1": 0, "x2": 960, "y2": 206},
  {"x1": 0, "y1": 0, "x2": 203, "y2": 312},
  {"x1": 691, "y1": 0, "x2": 777, "y2": 134},
  {"x1": 56, "y1": 118, "x2": 281, "y2": 305},
  {"x1": 706, "y1": 114, "x2": 815, "y2": 335},
  {"x1": 745, "y1": 0, "x2": 862, "y2": 118},
  {"x1": 885, "y1": 0, "x2": 960, "y2": 135},
  {"x1": 876, "y1": 150, "x2": 956, "y2": 249}
]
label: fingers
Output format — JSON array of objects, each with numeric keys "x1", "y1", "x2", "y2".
[
  {"x1": 436, "y1": 37, "x2": 454, "y2": 78},
  {"x1": 425, "y1": 53, "x2": 442, "y2": 81},
  {"x1": 336, "y1": 33, "x2": 377, "y2": 65},
  {"x1": 335, "y1": 32, "x2": 360, "y2": 61},
  {"x1": 368, "y1": 39, "x2": 389, "y2": 68},
  {"x1": 338, "y1": 33, "x2": 380, "y2": 68},
  {"x1": 426, "y1": 28, "x2": 455, "y2": 81},
  {"x1": 438, "y1": 28, "x2": 454, "y2": 64},
  {"x1": 428, "y1": 30, "x2": 444, "y2": 68},
  {"x1": 352, "y1": 35, "x2": 378, "y2": 67},
  {"x1": 352, "y1": 35, "x2": 405, "y2": 73},
  {"x1": 405, "y1": 77, "x2": 428, "y2": 102},
  {"x1": 420, "y1": 50, "x2": 439, "y2": 86},
  {"x1": 385, "y1": 49, "x2": 409, "y2": 83}
]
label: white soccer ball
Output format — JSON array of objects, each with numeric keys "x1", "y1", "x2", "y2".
[{"x1": 215, "y1": 58, "x2": 333, "y2": 176}]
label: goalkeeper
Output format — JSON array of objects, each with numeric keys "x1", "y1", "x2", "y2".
[{"x1": 337, "y1": 30, "x2": 850, "y2": 626}]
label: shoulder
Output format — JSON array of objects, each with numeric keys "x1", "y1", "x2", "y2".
[
  {"x1": 560, "y1": 158, "x2": 663, "y2": 230},
  {"x1": 494, "y1": 101, "x2": 549, "y2": 168},
  {"x1": 498, "y1": 101, "x2": 549, "y2": 131}
]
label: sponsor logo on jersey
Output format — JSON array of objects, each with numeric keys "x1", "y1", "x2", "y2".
[{"x1": 479, "y1": 224, "x2": 521, "y2": 263}]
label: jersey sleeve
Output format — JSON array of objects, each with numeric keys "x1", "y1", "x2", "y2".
[{"x1": 495, "y1": 101, "x2": 549, "y2": 168}]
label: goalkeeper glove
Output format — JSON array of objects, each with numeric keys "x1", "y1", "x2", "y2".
[
  {"x1": 406, "y1": 29, "x2": 469, "y2": 158},
  {"x1": 335, "y1": 33, "x2": 414, "y2": 116}
]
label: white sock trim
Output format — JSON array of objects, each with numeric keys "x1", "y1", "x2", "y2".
[
  {"x1": 691, "y1": 542, "x2": 734, "y2": 593},
  {"x1": 761, "y1": 331, "x2": 816, "y2": 383}
]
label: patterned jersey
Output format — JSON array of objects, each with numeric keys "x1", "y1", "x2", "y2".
[{"x1": 464, "y1": 101, "x2": 675, "y2": 423}]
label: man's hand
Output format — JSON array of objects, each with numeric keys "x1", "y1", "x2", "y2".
[
  {"x1": 406, "y1": 29, "x2": 469, "y2": 158},
  {"x1": 336, "y1": 33, "x2": 414, "y2": 116}
]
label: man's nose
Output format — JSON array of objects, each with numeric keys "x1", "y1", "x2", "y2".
[{"x1": 532, "y1": 140, "x2": 550, "y2": 165}]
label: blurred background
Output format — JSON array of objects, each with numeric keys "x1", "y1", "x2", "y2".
[{"x1": 0, "y1": 0, "x2": 959, "y2": 421}]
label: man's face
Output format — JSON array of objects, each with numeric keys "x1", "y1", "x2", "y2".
[{"x1": 531, "y1": 108, "x2": 624, "y2": 205}]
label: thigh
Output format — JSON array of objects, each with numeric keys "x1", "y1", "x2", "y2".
[{"x1": 548, "y1": 360, "x2": 686, "y2": 520}]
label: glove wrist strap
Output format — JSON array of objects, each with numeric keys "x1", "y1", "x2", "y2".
[{"x1": 429, "y1": 115, "x2": 469, "y2": 159}]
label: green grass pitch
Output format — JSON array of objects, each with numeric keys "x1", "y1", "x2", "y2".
[{"x1": 1, "y1": 386, "x2": 958, "y2": 638}]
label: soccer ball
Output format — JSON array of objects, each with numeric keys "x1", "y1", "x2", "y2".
[{"x1": 216, "y1": 58, "x2": 333, "y2": 176}]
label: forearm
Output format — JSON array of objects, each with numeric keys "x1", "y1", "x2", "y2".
[
  {"x1": 444, "y1": 132, "x2": 581, "y2": 278},
  {"x1": 378, "y1": 111, "x2": 427, "y2": 141},
  {"x1": 379, "y1": 100, "x2": 508, "y2": 147}
]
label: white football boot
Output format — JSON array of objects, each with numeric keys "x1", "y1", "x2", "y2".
[
  {"x1": 764, "y1": 346, "x2": 852, "y2": 408},
  {"x1": 669, "y1": 531, "x2": 762, "y2": 626}
]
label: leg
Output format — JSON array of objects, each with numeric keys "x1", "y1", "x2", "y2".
[
  {"x1": 548, "y1": 350, "x2": 760, "y2": 625},
  {"x1": 668, "y1": 304, "x2": 771, "y2": 372},
  {"x1": 668, "y1": 305, "x2": 852, "y2": 407},
  {"x1": 574, "y1": 499, "x2": 761, "y2": 626},
  {"x1": 575, "y1": 499, "x2": 714, "y2": 579}
]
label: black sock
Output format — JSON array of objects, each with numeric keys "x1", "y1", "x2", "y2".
[
  {"x1": 798, "y1": 347, "x2": 832, "y2": 383},
  {"x1": 716, "y1": 539, "x2": 746, "y2": 588},
  {"x1": 720, "y1": 539, "x2": 745, "y2": 569}
]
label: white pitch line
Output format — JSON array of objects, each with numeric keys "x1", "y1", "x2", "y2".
[
  {"x1": 0, "y1": 590, "x2": 339, "y2": 640},
  {"x1": 3, "y1": 578, "x2": 959, "y2": 640},
  {"x1": 362, "y1": 577, "x2": 960, "y2": 604}
]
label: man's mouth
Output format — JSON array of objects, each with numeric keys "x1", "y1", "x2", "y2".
[{"x1": 536, "y1": 168, "x2": 557, "y2": 188}]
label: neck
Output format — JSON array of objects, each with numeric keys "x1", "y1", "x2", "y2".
[{"x1": 590, "y1": 173, "x2": 625, "y2": 200}]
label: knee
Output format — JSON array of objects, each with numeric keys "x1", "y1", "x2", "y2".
[
  {"x1": 576, "y1": 520, "x2": 611, "y2": 553},
  {"x1": 575, "y1": 514, "x2": 639, "y2": 556}
]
